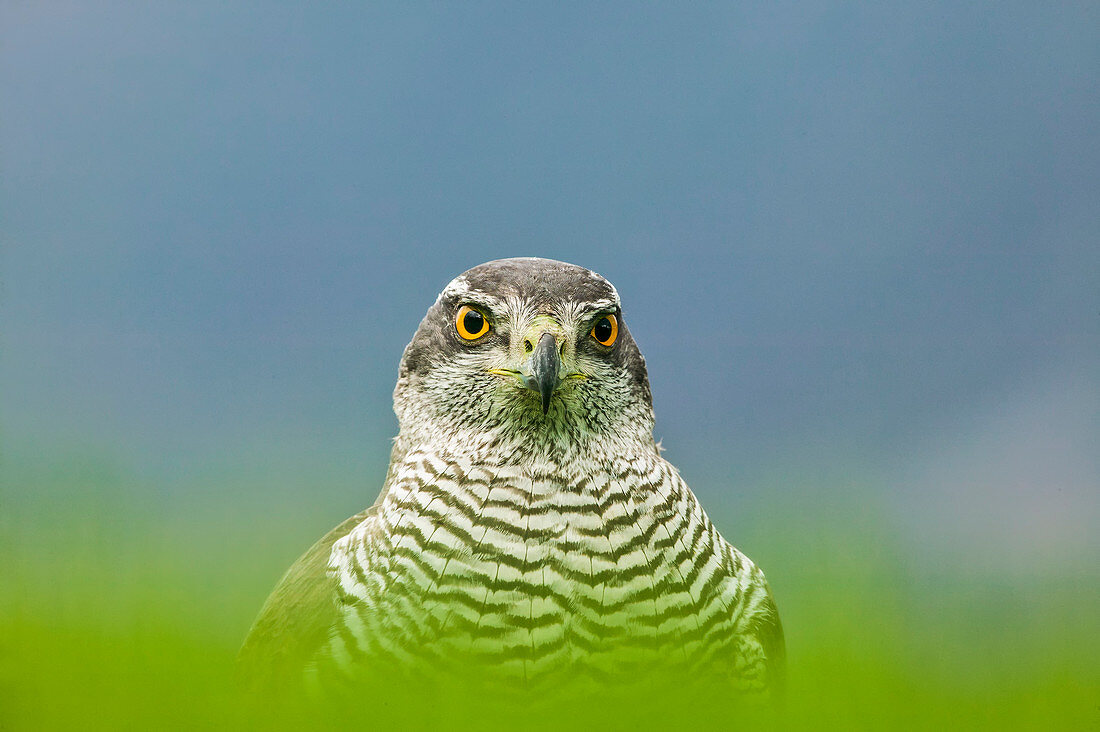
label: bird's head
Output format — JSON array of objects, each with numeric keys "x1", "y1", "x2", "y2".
[{"x1": 393, "y1": 258, "x2": 654, "y2": 450}]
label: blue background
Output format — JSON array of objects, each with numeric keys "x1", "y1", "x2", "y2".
[{"x1": 2, "y1": 3, "x2": 1097, "y2": 726}]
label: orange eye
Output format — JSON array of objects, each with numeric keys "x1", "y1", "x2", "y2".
[
  {"x1": 590, "y1": 314, "x2": 618, "y2": 346},
  {"x1": 455, "y1": 305, "x2": 491, "y2": 340}
]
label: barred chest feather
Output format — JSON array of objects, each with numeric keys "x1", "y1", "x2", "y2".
[{"x1": 320, "y1": 443, "x2": 770, "y2": 690}]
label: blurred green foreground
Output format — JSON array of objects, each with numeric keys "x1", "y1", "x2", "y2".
[{"x1": 2, "y1": 454, "x2": 1096, "y2": 730}]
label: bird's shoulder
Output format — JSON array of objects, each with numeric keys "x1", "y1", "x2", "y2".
[
  {"x1": 236, "y1": 505, "x2": 377, "y2": 696},
  {"x1": 720, "y1": 542, "x2": 786, "y2": 700}
]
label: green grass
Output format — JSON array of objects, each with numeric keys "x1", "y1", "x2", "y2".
[{"x1": 2, "y1": 456, "x2": 1096, "y2": 729}]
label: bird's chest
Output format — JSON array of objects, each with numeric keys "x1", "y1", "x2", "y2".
[{"x1": 330, "y1": 454, "x2": 730, "y2": 679}]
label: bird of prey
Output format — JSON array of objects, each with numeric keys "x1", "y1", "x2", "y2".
[{"x1": 239, "y1": 258, "x2": 784, "y2": 715}]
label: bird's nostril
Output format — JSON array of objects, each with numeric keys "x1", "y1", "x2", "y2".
[
  {"x1": 523, "y1": 339, "x2": 534, "y2": 354},
  {"x1": 559, "y1": 343, "x2": 566, "y2": 357}
]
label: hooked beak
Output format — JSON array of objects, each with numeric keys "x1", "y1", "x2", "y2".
[{"x1": 526, "y1": 332, "x2": 560, "y2": 414}]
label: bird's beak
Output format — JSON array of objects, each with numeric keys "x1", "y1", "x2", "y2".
[{"x1": 526, "y1": 332, "x2": 560, "y2": 414}]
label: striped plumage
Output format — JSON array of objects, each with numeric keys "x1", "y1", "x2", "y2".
[{"x1": 240, "y1": 258, "x2": 783, "y2": 710}]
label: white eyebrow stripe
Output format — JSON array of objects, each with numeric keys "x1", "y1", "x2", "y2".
[
  {"x1": 436, "y1": 270, "x2": 620, "y2": 324},
  {"x1": 438, "y1": 277, "x2": 508, "y2": 311},
  {"x1": 584, "y1": 268, "x2": 620, "y2": 306},
  {"x1": 438, "y1": 276, "x2": 471, "y2": 302},
  {"x1": 583, "y1": 298, "x2": 619, "y2": 312}
]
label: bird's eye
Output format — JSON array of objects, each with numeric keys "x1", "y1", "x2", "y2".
[
  {"x1": 590, "y1": 314, "x2": 618, "y2": 346},
  {"x1": 455, "y1": 305, "x2": 490, "y2": 340}
]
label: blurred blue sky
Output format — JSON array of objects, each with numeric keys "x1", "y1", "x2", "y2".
[{"x1": 2, "y1": 3, "x2": 1097, "y2": 572}]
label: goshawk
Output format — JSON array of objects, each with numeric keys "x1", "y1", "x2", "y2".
[{"x1": 239, "y1": 258, "x2": 784, "y2": 712}]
